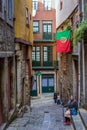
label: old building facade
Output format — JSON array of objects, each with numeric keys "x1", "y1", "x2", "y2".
[
  {"x1": 31, "y1": 0, "x2": 58, "y2": 97},
  {"x1": 56, "y1": 0, "x2": 78, "y2": 102},
  {"x1": 0, "y1": 0, "x2": 33, "y2": 126},
  {"x1": 0, "y1": 0, "x2": 15, "y2": 124},
  {"x1": 77, "y1": 0, "x2": 87, "y2": 106},
  {"x1": 14, "y1": 0, "x2": 33, "y2": 106}
]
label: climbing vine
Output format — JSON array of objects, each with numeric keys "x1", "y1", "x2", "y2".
[{"x1": 73, "y1": 19, "x2": 87, "y2": 45}]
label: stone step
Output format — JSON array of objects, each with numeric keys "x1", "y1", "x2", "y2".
[
  {"x1": 31, "y1": 94, "x2": 53, "y2": 102},
  {"x1": 31, "y1": 98, "x2": 53, "y2": 107},
  {"x1": 79, "y1": 108, "x2": 87, "y2": 129},
  {"x1": 31, "y1": 94, "x2": 54, "y2": 107},
  {"x1": 72, "y1": 112, "x2": 86, "y2": 130}
]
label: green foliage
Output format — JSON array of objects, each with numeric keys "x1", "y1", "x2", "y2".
[
  {"x1": 73, "y1": 19, "x2": 87, "y2": 45},
  {"x1": 64, "y1": 22, "x2": 72, "y2": 30}
]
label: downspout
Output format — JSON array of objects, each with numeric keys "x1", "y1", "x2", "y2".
[
  {"x1": 78, "y1": 0, "x2": 85, "y2": 106},
  {"x1": 78, "y1": 0, "x2": 81, "y2": 106},
  {"x1": 78, "y1": 42, "x2": 81, "y2": 106},
  {"x1": 82, "y1": 0, "x2": 85, "y2": 104}
]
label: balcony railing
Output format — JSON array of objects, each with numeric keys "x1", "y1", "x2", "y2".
[
  {"x1": 32, "y1": 60, "x2": 58, "y2": 69},
  {"x1": 34, "y1": 33, "x2": 55, "y2": 42},
  {"x1": 43, "y1": 32, "x2": 52, "y2": 40}
]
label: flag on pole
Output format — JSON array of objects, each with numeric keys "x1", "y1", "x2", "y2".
[{"x1": 56, "y1": 30, "x2": 71, "y2": 53}]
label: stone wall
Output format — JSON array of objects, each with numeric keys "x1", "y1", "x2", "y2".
[
  {"x1": 59, "y1": 53, "x2": 73, "y2": 102},
  {"x1": 0, "y1": 20, "x2": 14, "y2": 53}
]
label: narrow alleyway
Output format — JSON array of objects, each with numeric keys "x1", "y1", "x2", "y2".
[{"x1": 6, "y1": 96, "x2": 74, "y2": 130}]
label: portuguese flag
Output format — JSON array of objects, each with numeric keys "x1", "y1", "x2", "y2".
[{"x1": 56, "y1": 30, "x2": 71, "y2": 52}]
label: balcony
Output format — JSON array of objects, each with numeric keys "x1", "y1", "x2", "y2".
[
  {"x1": 32, "y1": 60, "x2": 58, "y2": 70},
  {"x1": 34, "y1": 33, "x2": 55, "y2": 42},
  {"x1": 43, "y1": 32, "x2": 52, "y2": 40}
]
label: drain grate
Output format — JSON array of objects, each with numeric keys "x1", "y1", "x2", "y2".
[
  {"x1": 44, "y1": 111, "x2": 49, "y2": 113},
  {"x1": 56, "y1": 119, "x2": 62, "y2": 122}
]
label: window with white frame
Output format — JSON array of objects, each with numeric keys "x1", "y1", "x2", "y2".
[
  {"x1": 43, "y1": 0, "x2": 52, "y2": 10},
  {"x1": 8, "y1": 0, "x2": 12, "y2": 20},
  {"x1": 0, "y1": 0, "x2": 2, "y2": 12},
  {"x1": 33, "y1": 21, "x2": 39, "y2": 33},
  {"x1": 43, "y1": 46, "x2": 52, "y2": 62},
  {"x1": 33, "y1": 0, "x2": 38, "y2": 10},
  {"x1": 32, "y1": 46, "x2": 40, "y2": 62}
]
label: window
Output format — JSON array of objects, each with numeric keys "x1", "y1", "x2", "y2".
[
  {"x1": 8, "y1": 0, "x2": 12, "y2": 19},
  {"x1": 33, "y1": 21, "x2": 39, "y2": 33},
  {"x1": 43, "y1": 0, "x2": 51, "y2": 10},
  {"x1": 26, "y1": 8, "x2": 30, "y2": 27},
  {"x1": 0, "y1": 0, "x2": 2, "y2": 12},
  {"x1": 43, "y1": 46, "x2": 53, "y2": 66},
  {"x1": 60, "y1": 0, "x2": 63, "y2": 10},
  {"x1": 33, "y1": 0, "x2": 38, "y2": 10},
  {"x1": 43, "y1": 47, "x2": 48, "y2": 62},
  {"x1": 43, "y1": 21, "x2": 52, "y2": 40},
  {"x1": 32, "y1": 46, "x2": 40, "y2": 62}
]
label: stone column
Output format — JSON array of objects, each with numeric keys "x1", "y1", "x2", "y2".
[
  {"x1": 40, "y1": 75, "x2": 42, "y2": 95},
  {"x1": 11, "y1": 56, "x2": 16, "y2": 108},
  {"x1": 16, "y1": 52, "x2": 22, "y2": 105},
  {"x1": 37, "y1": 76, "x2": 40, "y2": 96},
  {"x1": 4, "y1": 57, "x2": 8, "y2": 120},
  {"x1": 24, "y1": 65, "x2": 30, "y2": 105}
]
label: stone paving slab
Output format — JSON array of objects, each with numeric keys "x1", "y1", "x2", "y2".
[
  {"x1": 79, "y1": 108, "x2": 87, "y2": 129},
  {"x1": 72, "y1": 114, "x2": 86, "y2": 130},
  {"x1": 6, "y1": 103, "x2": 74, "y2": 130},
  {"x1": 8, "y1": 117, "x2": 29, "y2": 127}
]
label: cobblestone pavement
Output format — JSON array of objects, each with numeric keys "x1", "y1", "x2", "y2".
[{"x1": 6, "y1": 103, "x2": 74, "y2": 130}]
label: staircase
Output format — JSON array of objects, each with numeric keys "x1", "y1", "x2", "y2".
[{"x1": 72, "y1": 108, "x2": 87, "y2": 130}]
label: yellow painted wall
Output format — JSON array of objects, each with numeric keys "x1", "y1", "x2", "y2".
[{"x1": 14, "y1": 0, "x2": 33, "y2": 44}]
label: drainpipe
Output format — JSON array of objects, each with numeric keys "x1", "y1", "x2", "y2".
[
  {"x1": 78, "y1": 0, "x2": 85, "y2": 106},
  {"x1": 78, "y1": 42, "x2": 81, "y2": 107},
  {"x1": 82, "y1": 0, "x2": 85, "y2": 104}
]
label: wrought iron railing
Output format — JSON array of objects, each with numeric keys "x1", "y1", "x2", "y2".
[{"x1": 32, "y1": 60, "x2": 58, "y2": 69}]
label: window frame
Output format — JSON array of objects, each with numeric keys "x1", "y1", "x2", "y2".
[
  {"x1": 0, "y1": 0, "x2": 2, "y2": 12},
  {"x1": 43, "y1": 0, "x2": 52, "y2": 10},
  {"x1": 8, "y1": 0, "x2": 12, "y2": 20},
  {"x1": 33, "y1": 20, "x2": 40, "y2": 33},
  {"x1": 42, "y1": 21, "x2": 52, "y2": 40},
  {"x1": 32, "y1": 46, "x2": 40, "y2": 62},
  {"x1": 7, "y1": 0, "x2": 14, "y2": 27},
  {"x1": 26, "y1": 7, "x2": 30, "y2": 28},
  {"x1": 33, "y1": 0, "x2": 38, "y2": 10},
  {"x1": 43, "y1": 46, "x2": 53, "y2": 66},
  {"x1": 60, "y1": 0, "x2": 63, "y2": 10},
  {"x1": 0, "y1": 0, "x2": 4, "y2": 19}
]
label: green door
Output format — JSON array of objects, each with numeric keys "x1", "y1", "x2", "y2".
[
  {"x1": 43, "y1": 23, "x2": 52, "y2": 40},
  {"x1": 30, "y1": 76, "x2": 37, "y2": 96},
  {"x1": 42, "y1": 74, "x2": 54, "y2": 93}
]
